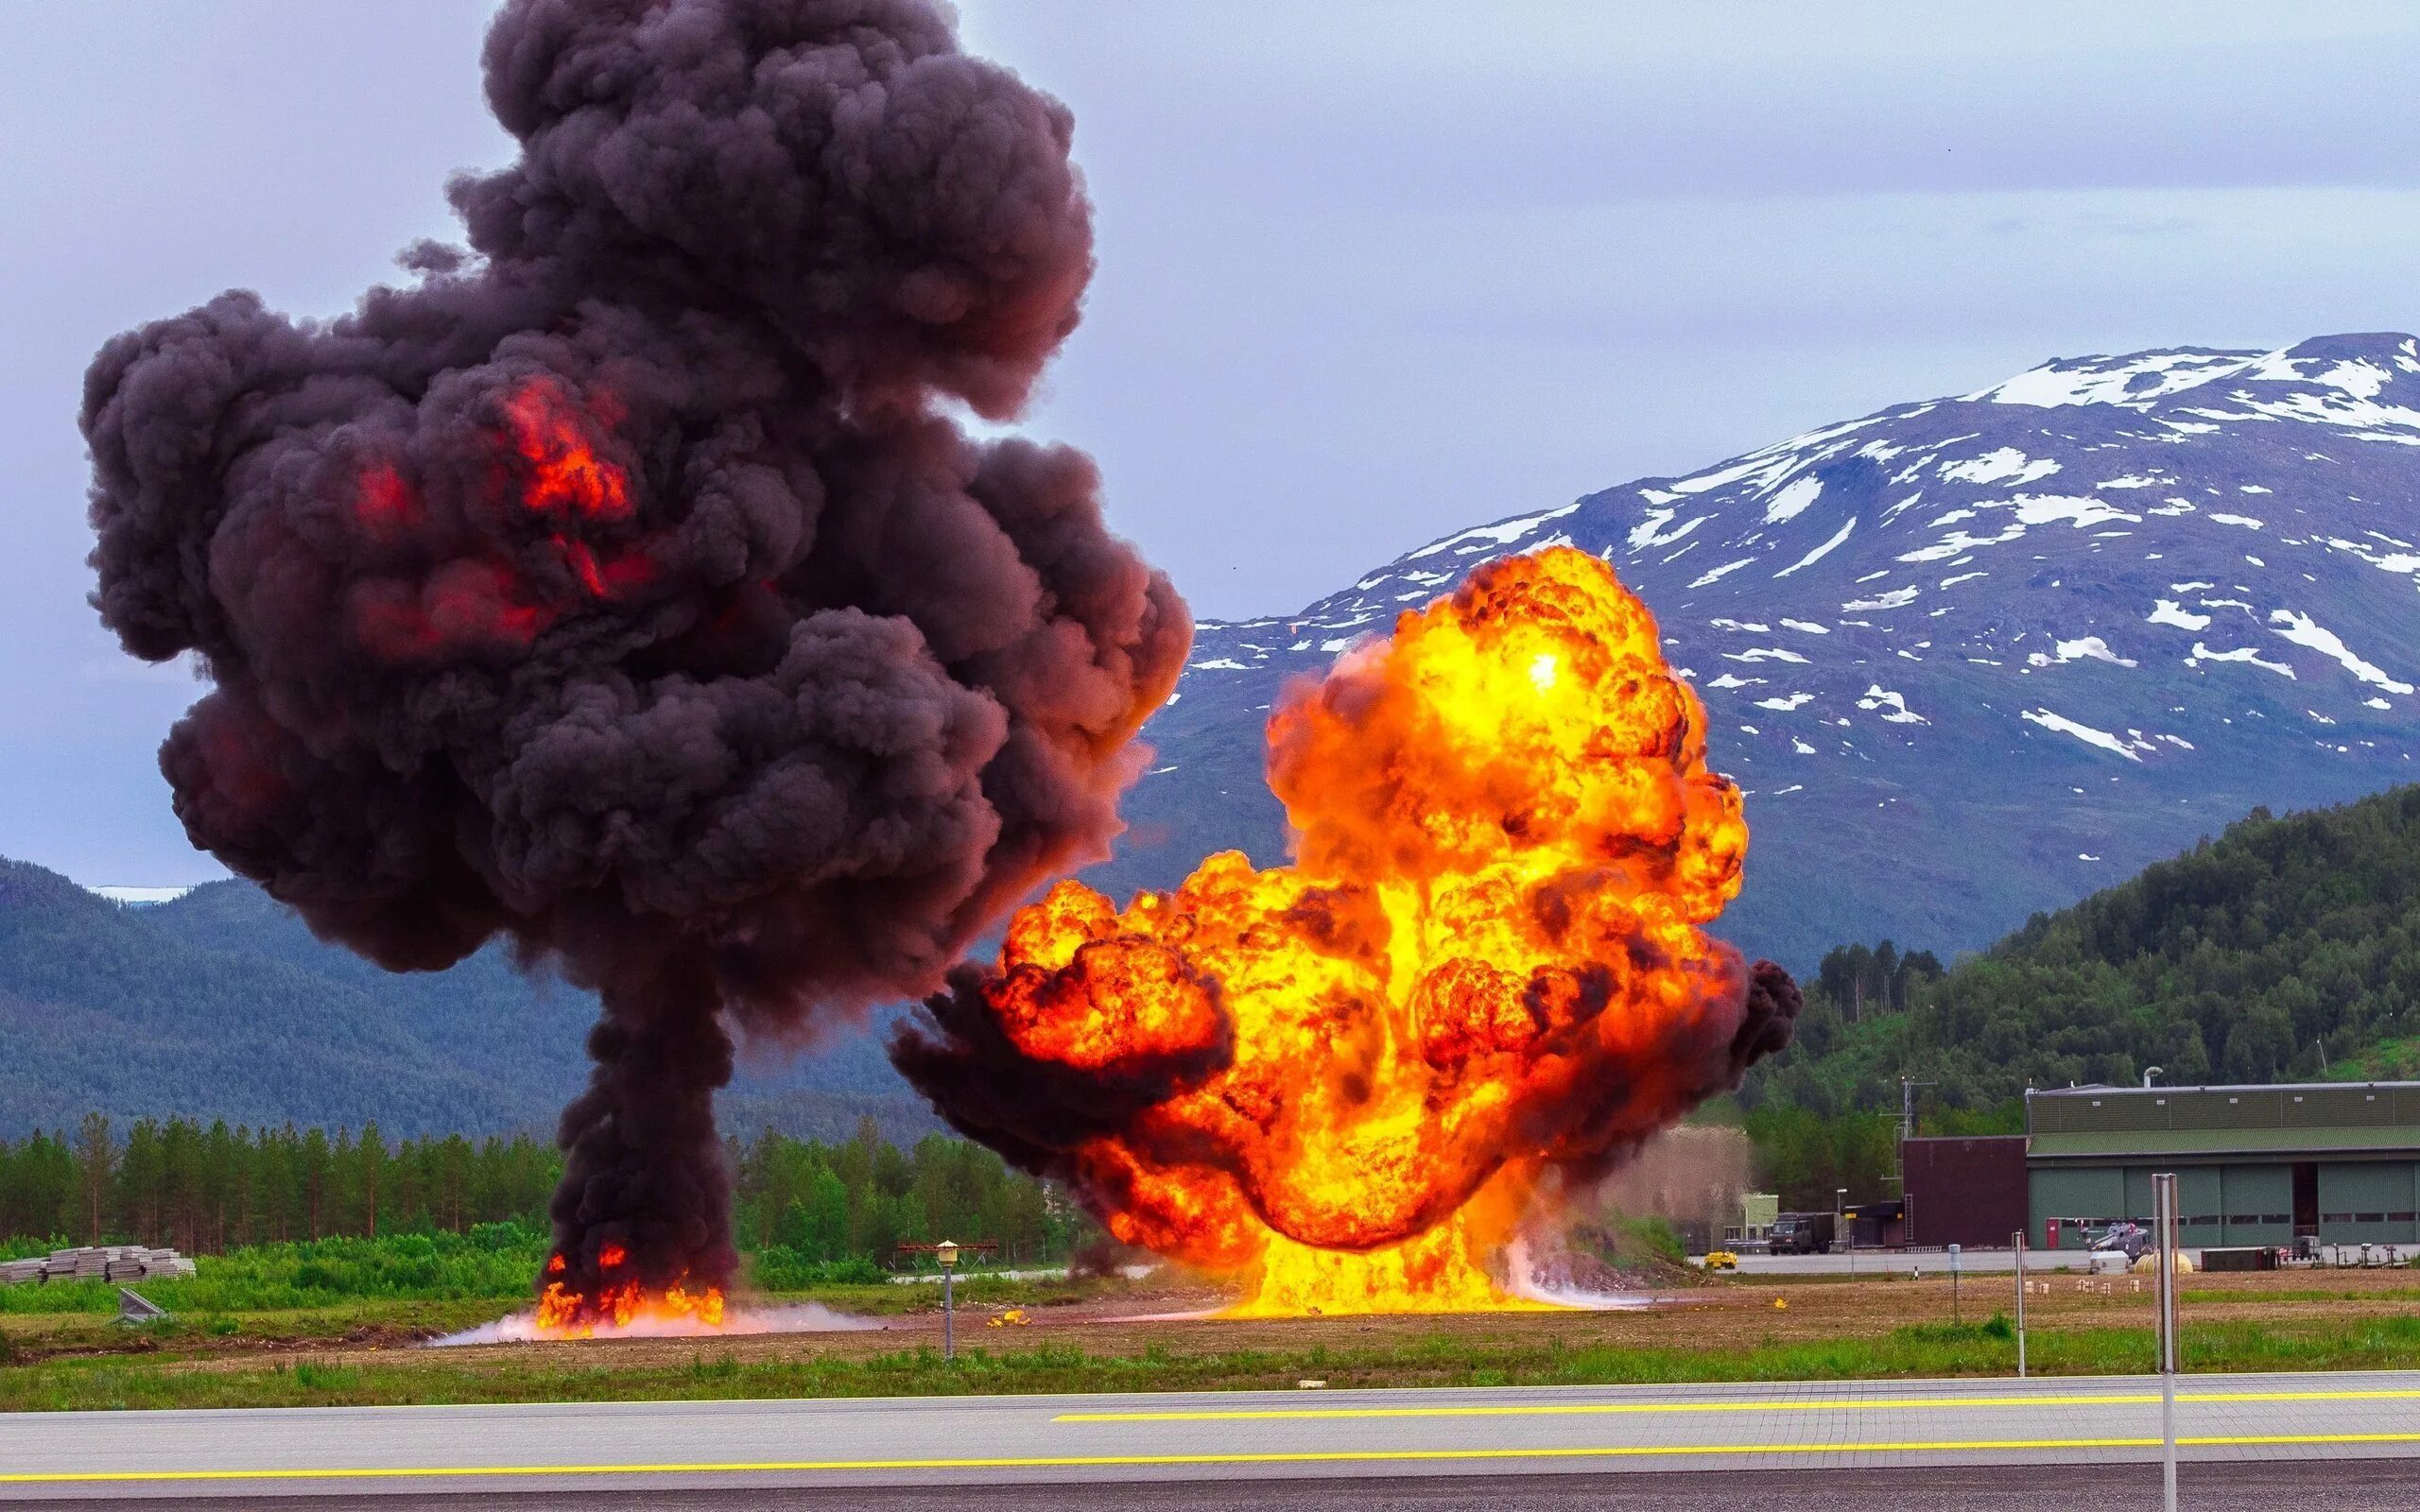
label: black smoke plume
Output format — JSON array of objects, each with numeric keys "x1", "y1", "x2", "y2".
[{"x1": 84, "y1": 0, "x2": 1187, "y2": 1314}]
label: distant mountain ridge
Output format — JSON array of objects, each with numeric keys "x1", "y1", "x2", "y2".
[
  {"x1": 1102, "y1": 334, "x2": 2420, "y2": 968},
  {"x1": 26, "y1": 334, "x2": 2420, "y2": 1126},
  {"x1": 0, "y1": 859, "x2": 931, "y2": 1143}
]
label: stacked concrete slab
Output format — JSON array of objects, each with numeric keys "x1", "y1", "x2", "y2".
[{"x1": 0, "y1": 1246, "x2": 196, "y2": 1286}]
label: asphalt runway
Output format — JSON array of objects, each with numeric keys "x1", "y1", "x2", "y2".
[
  {"x1": 7, "y1": 1370, "x2": 2420, "y2": 1503},
  {"x1": 1703, "y1": 1245, "x2": 2420, "y2": 1276},
  {"x1": 47, "y1": 1461, "x2": 2420, "y2": 1511},
  {"x1": 1703, "y1": 1247, "x2": 2091, "y2": 1276}
]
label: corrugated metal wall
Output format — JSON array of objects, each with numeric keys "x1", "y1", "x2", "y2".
[
  {"x1": 2031, "y1": 1159, "x2": 2419, "y2": 1246},
  {"x1": 2318, "y1": 1163, "x2": 2420, "y2": 1245},
  {"x1": 2029, "y1": 1085, "x2": 2420, "y2": 1134}
]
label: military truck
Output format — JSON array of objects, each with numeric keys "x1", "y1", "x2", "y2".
[{"x1": 1769, "y1": 1211, "x2": 1837, "y2": 1255}]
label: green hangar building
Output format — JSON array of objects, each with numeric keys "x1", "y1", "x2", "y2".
[{"x1": 2026, "y1": 1082, "x2": 2420, "y2": 1251}]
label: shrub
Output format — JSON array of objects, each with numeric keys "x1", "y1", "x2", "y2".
[
  {"x1": 750, "y1": 1249, "x2": 886, "y2": 1290},
  {"x1": 1610, "y1": 1215, "x2": 1685, "y2": 1265}
]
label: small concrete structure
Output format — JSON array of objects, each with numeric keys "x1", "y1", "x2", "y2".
[{"x1": 0, "y1": 1246, "x2": 196, "y2": 1286}]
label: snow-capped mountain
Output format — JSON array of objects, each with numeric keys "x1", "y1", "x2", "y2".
[{"x1": 1096, "y1": 333, "x2": 2420, "y2": 969}]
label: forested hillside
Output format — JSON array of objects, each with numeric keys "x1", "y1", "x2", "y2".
[
  {"x1": 0, "y1": 1115, "x2": 1071, "y2": 1269},
  {"x1": 1751, "y1": 784, "x2": 2420, "y2": 1118},
  {"x1": 0, "y1": 860, "x2": 932, "y2": 1143}
]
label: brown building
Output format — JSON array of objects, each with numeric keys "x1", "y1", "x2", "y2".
[{"x1": 1901, "y1": 1134, "x2": 2029, "y2": 1248}]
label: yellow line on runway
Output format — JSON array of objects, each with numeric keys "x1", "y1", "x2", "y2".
[
  {"x1": 7, "y1": 1432, "x2": 2420, "y2": 1486},
  {"x1": 1060, "y1": 1386, "x2": 2420, "y2": 1422}
]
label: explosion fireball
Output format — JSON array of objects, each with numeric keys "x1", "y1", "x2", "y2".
[
  {"x1": 85, "y1": 0, "x2": 1184, "y2": 1335},
  {"x1": 896, "y1": 547, "x2": 1800, "y2": 1315}
]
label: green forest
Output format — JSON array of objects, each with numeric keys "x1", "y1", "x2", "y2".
[
  {"x1": 1736, "y1": 784, "x2": 2420, "y2": 1207},
  {"x1": 0, "y1": 1116, "x2": 1080, "y2": 1275}
]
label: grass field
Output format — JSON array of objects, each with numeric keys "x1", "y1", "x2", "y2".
[{"x1": 3, "y1": 1244, "x2": 2417, "y2": 1412}]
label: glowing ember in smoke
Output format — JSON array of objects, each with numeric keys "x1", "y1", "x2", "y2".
[
  {"x1": 897, "y1": 547, "x2": 1800, "y2": 1314},
  {"x1": 500, "y1": 377, "x2": 631, "y2": 520}
]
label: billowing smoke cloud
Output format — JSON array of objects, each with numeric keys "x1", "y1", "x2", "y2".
[{"x1": 84, "y1": 0, "x2": 1186, "y2": 1313}]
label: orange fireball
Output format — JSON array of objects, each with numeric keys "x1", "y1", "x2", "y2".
[{"x1": 898, "y1": 546, "x2": 1796, "y2": 1314}]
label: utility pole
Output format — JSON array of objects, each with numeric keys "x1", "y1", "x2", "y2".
[{"x1": 1898, "y1": 1077, "x2": 1936, "y2": 1145}]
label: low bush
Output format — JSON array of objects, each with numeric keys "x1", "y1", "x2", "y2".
[{"x1": 748, "y1": 1249, "x2": 887, "y2": 1291}]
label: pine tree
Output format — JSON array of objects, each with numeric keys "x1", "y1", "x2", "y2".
[{"x1": 74, "y1": 1114, "x2": 112, "y2": 1245}]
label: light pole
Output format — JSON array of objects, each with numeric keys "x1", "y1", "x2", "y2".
[
  {"x1": 936, "y1": 1238, "x2": 959, "y2": 1362},
  {"x1": 1836, "y1": 1188, "x2": 1849, "y2": 1277}
]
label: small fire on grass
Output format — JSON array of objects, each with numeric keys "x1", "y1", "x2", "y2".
[
  {"x1": 532, "y1": 1245, "x2": 725, "y2": 1339},
  {"x1": 428, "y1": 1243, "x2": 877, "y2": 1347}
]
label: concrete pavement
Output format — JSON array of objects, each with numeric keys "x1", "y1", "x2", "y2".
[
  {"x1": 1700, "y1": 1247, "x2": 2089, "y2": 1275},
  {"x1": 47, "y1": 1461, "x2": 2420, "y2": 1510},
  {"x1": 6, "y1": 1369, "x2": 2420, "y2": 1501},
  {"x1": 1702, "y1": 1244, "x2": 2420, "y2": 1276}
]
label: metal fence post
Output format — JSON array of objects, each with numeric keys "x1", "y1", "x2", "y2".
[
  {"x1": 2013, "y1": 1228, "x2": 2027, "y2": 1379},
  {"x1": 2153, "y1": 1172, "x2": 2179, "y2": 1512}
]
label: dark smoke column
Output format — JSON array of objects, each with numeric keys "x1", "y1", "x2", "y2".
[{"x1": 83, "y1": 0, "x2": 1187, "y2": 1316}]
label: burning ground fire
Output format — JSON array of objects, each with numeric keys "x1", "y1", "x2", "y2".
[
  {"x1": 441, "y1": 1238, "x2": 879, "y2": 1347},
  {"x1": 533, "y1": 1244, "x2": 720, "y2": 1338},
  {"x1": 896, "y1": 547, "x2": 1800, "y2": 1316}
]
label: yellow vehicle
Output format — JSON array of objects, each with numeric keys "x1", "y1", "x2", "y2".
[{"x1": 1704, "y1": 1250, "x2": 1739, "y2": 1271}]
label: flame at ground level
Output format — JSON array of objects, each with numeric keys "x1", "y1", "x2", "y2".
[
  {"x1": 1226, "y1": 1214, "x2": 1560, "y2": 1318},
  {"x1": 435, "y1": 1299, "x2": 877, "y2": 1347},
  {"x1": 534, "y1": 1279, "x2": 726, "y2": 1339},
  {"x1": 528, "y1": 1243, "x2": 728, "y2": 1340}
]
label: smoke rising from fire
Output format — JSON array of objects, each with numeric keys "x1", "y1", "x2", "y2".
[
  {"x1": 894, "y1": 548, "x2": 1797, "y2": 1314},
  {"x1": 84, "y1": 0, "x2": 1185, "y2": 1320}
]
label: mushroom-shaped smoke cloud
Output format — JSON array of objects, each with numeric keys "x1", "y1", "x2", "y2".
[{"x1": 84, "y1": 0, "x2": 1187, "y2": 1316}]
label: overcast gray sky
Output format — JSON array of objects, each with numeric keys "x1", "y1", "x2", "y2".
[{"x1": 8, "y1": 2, "x2": 2420, "y2": 886}]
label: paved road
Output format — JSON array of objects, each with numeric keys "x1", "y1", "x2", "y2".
[
  {"x1": 47, "y1": 1461, "x2": 2420, "y2": 1510},
  {"x1": 1702, "y1": 1247, "x2": 2091, "y2": 1275},
  {"x1": 6, "y1": 1370, "x2": 2419, "y2": 1502},
  {"x1": 1702, "y1": 1245, "x2": 2420, "y2": 1276}
]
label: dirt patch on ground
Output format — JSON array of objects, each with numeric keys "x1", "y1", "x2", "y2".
[{"x1": 52, "y1": 1264, "x2": 2420, "y2": 1380}]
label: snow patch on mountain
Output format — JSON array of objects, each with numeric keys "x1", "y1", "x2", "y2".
[
  {"x1": 1940, "y1": 447, "x2": 2062, "y2": 487},
  {"x1": 2023, "y1": 709, "x2": 2150, "y2": 761},
  {"x1": 2267, "y1": 610, "x2": 2413, "y2": 695}
]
